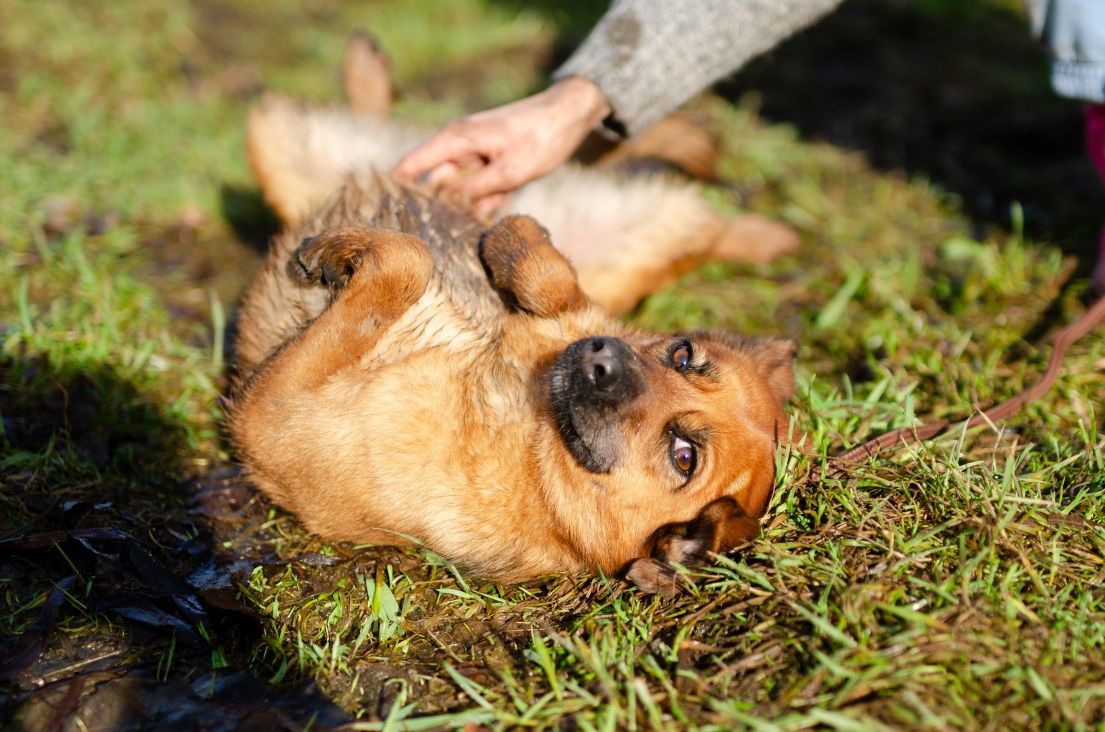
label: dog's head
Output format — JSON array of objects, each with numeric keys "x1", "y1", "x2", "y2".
[{"x1": 541, "y1": 330, "x2": 795, "y2": 586}]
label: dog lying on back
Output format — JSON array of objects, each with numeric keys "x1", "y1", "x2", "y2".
[{"x1": 228, "y1": 37, "x2": 797, "y2": 589}]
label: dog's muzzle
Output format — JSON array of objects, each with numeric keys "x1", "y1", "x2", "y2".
[
  {"x1": 549, "y1": 336, "x2": 642, "y2": 473},
  {"x1": 578, "y1": 336, "x2": 632, "y2": 400}
]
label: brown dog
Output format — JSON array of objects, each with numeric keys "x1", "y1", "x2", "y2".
[{"x1": 228, "y1": 37, "x2": 797, "y2": 589}]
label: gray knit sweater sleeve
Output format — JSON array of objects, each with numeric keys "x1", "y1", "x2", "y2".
[{"x1": 553, "y1": 0, "x2": 843, "y2": 136}]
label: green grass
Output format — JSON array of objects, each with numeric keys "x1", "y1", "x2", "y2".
[{"x1": 3, "y1": 0, "x2": 1105, "y2": 728}]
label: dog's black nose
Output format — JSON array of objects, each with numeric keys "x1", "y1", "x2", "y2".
[{"x1": 580, "y1": 337, "x2": 628, "y2": 392}]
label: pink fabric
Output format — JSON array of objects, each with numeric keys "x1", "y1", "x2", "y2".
[
  {"x1": 1087, "y1": 104, "x2": 1105, "y2": 289},
  {"x1": 1085, "y1": 104, "x2": 1105, "y2": 181}
]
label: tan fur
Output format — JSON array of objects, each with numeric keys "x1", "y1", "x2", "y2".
[
  {"x1": 592, "y1": 111, "x2": 721, "y2": 181},
  {"x1": 343, "y1": 31, "x2": 391, "y2": 117},
  {"x1": 229, "y1": 39, "x2": 798, "y2": 584},
  {"x1": 246, "y1": 103, "x2": 798, "y2": 314}
]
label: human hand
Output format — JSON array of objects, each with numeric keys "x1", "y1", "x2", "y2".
[{"x1": 394, "y1": 76, "x2": 611, "y2": 216}]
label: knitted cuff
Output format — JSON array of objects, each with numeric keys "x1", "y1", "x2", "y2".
[
  {"x1": 1053, "y1": 61, "x2": 1105, "y2": 104},
  {"x1": 552, "y1": 61, "x2": 642, "y2": 138}
]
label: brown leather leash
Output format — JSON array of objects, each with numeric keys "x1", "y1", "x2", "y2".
[{"x1": 813, "y1": 295, "x2": 1105, "y2": 480}]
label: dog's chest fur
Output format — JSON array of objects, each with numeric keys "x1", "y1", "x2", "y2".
[
  {"x1": 311, "y1": 177, "x2": 541, "y2": 399},
  {"x1": 316, "y1": 175, "x2": 503, "y2": 318}
]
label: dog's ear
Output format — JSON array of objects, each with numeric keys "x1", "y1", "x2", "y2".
[
  {"x1": 746, "y1": 338, "x2": 798, "y2": 404},
  {"x1": 694, "y1": 333, "x2": 797, "y2": 405},
  {"x1": 626, "y1": 497, "x2": 761, "y2": 595}
]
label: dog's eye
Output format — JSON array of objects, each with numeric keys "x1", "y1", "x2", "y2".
[
  {"x1": 670, "y1": 435, "x2": 697, "y2": 478},
  {"x1": 670, "y1": 342, "x2": 692, "y2": 371}
]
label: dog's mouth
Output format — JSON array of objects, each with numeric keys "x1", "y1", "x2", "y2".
[{"x1": 549, "y1": 336, "x2": 642, "y2": 473}]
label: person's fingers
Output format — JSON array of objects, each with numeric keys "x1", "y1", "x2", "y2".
[
  {"x1": 449, "y1": 159, "x2": 523, "y2": 202},
  {"x1": 473, "y1": 192, "x2": 511, "y2": 217},
  {"x1": 424, "y1": 161, "x2": 460, "y2": 188},
  {"x1": 394, "y1": 131, "x2": 476, "y2": 180}
]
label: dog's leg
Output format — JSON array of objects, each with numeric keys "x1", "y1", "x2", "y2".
[
  {"x1": 583, "y1": 111, "x2": 721, "y2": 182},
  {"x1": 707, "y1": 213, "x2": 800, "y2": 263},
  {"x1": 241, "y1": 227, "x2": 432, "y2": 398},
  {"x1": 480, "y1": 215, "x2": 590, "y2": 318},
  {"x1": 509, "y1": 171, "x2": 799, "y2": 315},
  {"x1": 230, "y1": 226, "x2": 431, "y2": 518},
  {"x1": 583, "y1": 209, "x2": 798, "y2": 314},
  {"x1": 566, "y1": 202, "x2": 793, "y2": 315},
  {"x1": 343, "y1": 31, "x2": 392, "y2": 117}
]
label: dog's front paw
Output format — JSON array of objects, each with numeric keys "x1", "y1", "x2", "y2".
[
  {"x1": 291, "y1": 227, "x2": 434, "y2": 318},
  {"x1": 480, "y1": 215, "x2": 589, "y2": 317},
  {"x1": 293, "y1": 228, "x2": 371, "y2": 289}
]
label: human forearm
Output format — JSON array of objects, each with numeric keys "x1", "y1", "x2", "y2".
[{"x1": 553, "y1": 0, "x2": 844, "y2": 136}]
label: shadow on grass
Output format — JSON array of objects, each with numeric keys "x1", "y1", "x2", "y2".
[
  {"x1": 722, "y1": 0, "x2": 1100, "y2": 255},
  {"x1": 220, "y1": 184, "x2": 281, "y2": 255},
  {"x1": 0, "y1": 353, "x2": 349, "y2": 730}
]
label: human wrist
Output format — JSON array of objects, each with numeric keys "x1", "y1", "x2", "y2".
[{"x1": 547, "y1": 76, "x2": 611, "y2": 131}]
